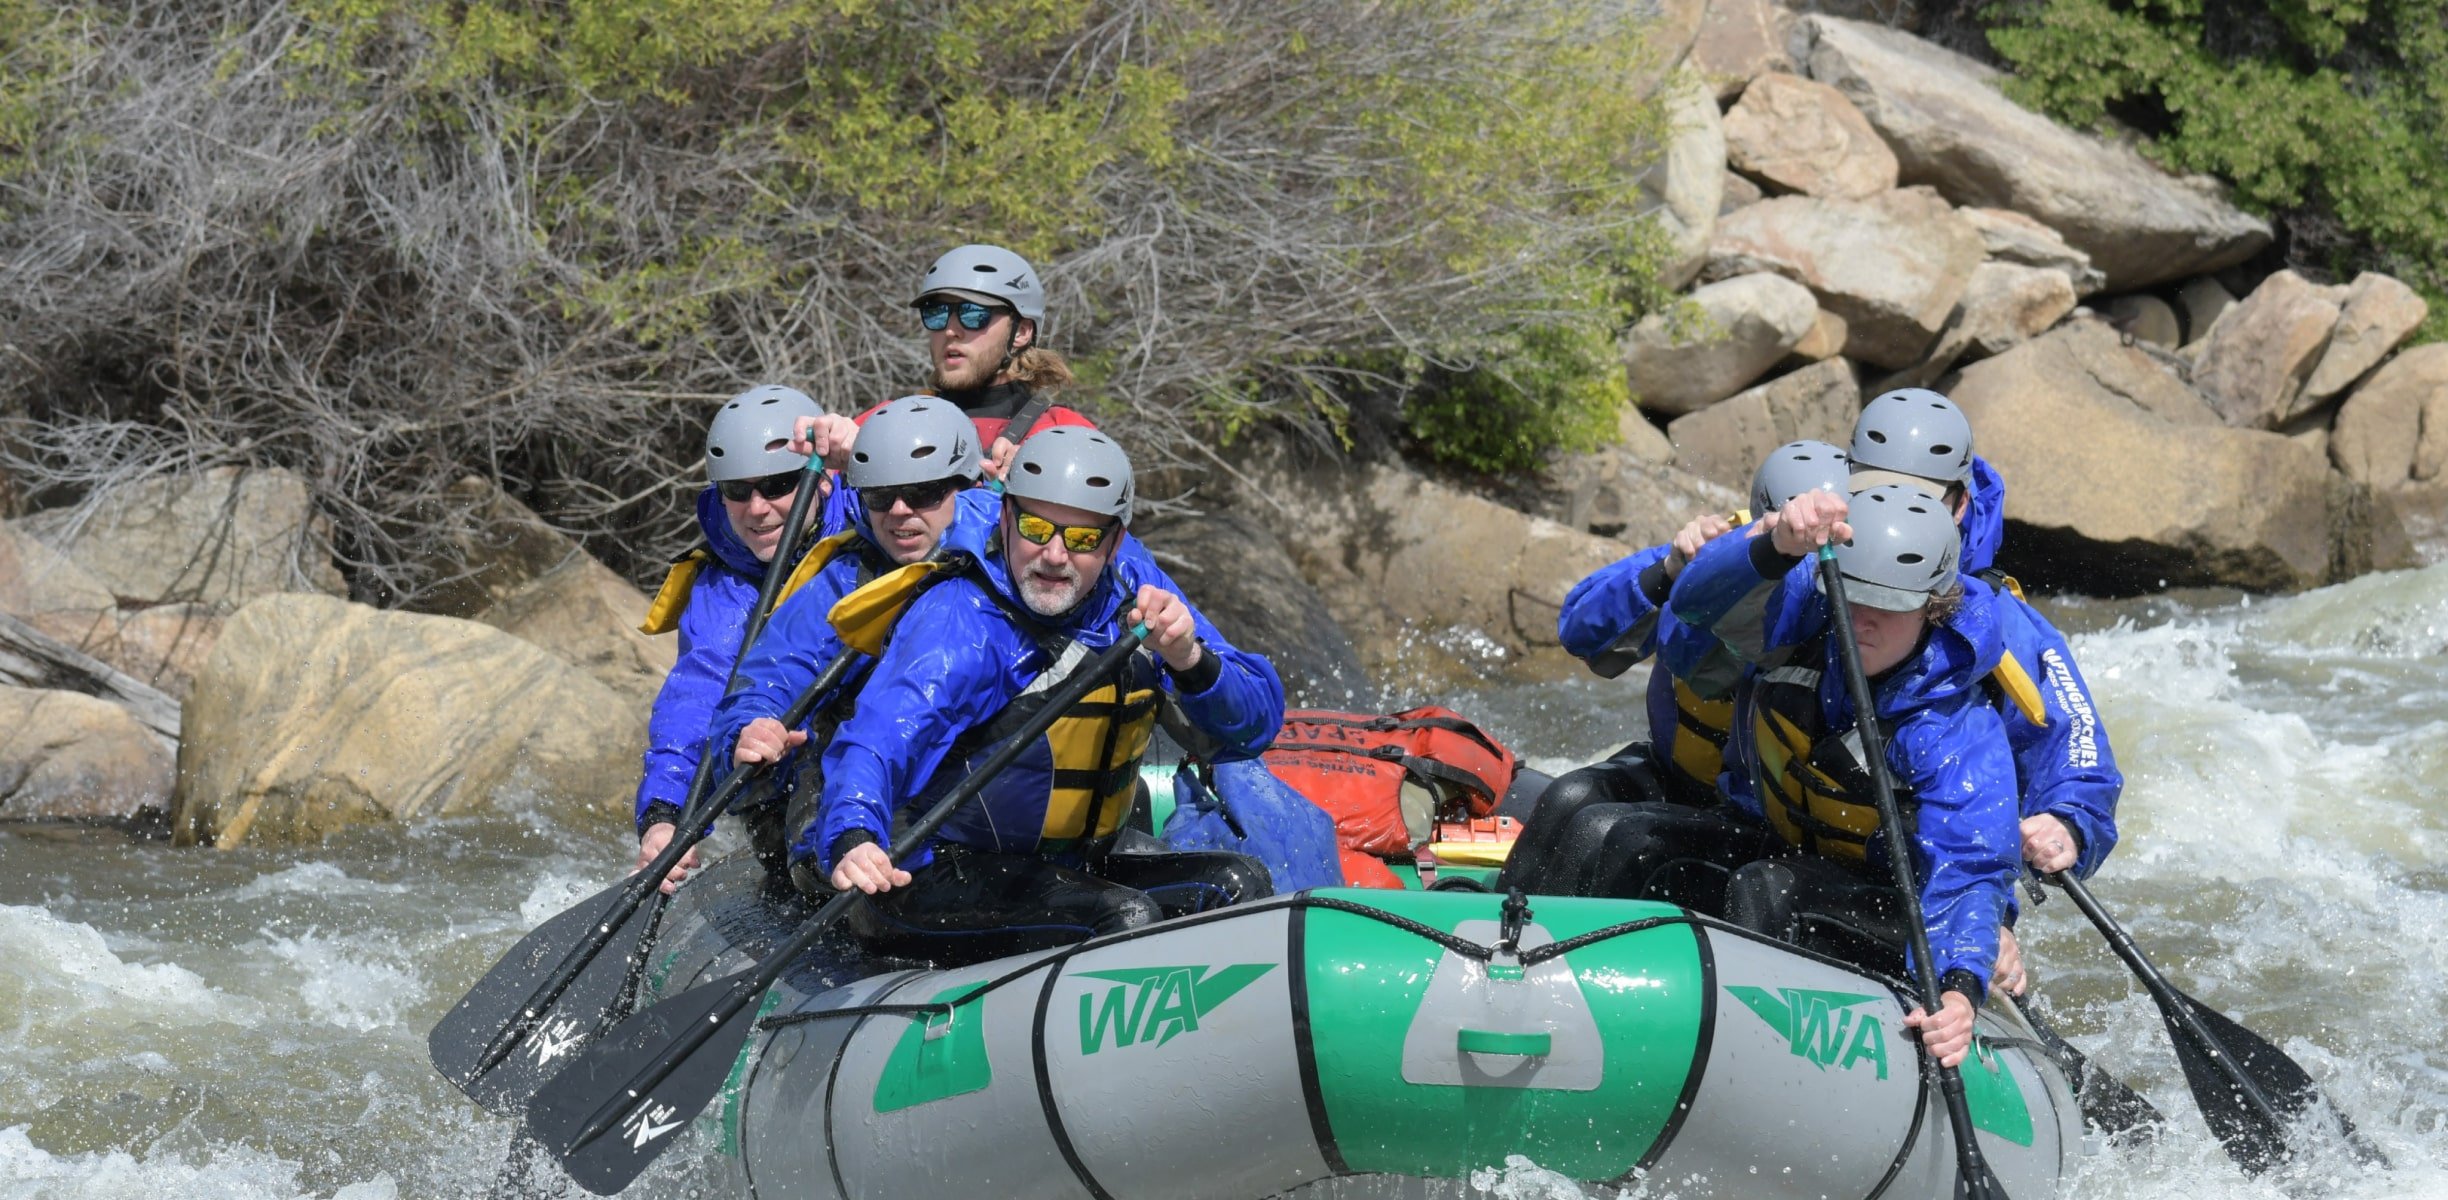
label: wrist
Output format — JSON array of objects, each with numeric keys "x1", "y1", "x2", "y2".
[
  {"x1": 1941, "y1": 968, "x2": 1986, "y2": 1009},
  {"x1": 1166, "y1": 638, "x2": 1222, "y2": 693},
  {"x1": 637, "y1": 800, "x2": 685, "y2": 836}
]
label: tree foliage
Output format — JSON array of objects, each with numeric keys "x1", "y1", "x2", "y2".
[
  {"x1": 1982, "y1": 0, "x2": 2448, "y2": 338},
  {"x1": 0, "y1": 0, "x2": 1672, "y2": 596}
]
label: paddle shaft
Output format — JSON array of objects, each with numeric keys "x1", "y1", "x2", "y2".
[
  {"x1": 1816, "y1": 548, "x2": 2005, "y2": 1200},
  {"x1": 462, "y1": 458, "x2": 835, "y2": 1084},
  {"x1": 559, "y1": 623, "x2": 1151, "y2": 1156},
  {"x1": 2048, "y1": 869, "x2": 2295, "y2": 1132}
]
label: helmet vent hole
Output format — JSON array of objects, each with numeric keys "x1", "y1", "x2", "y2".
[
  {"x1": 1867, "y1": 431, "x2": 1888, "y2": 444},
  {"x1": 973, "y1": 264, "x2": 997, "y2": 273},
  {"x1": 708, "y1": 447, "x2": 726, "y2": 458},
  {"x1": 1085, "y1": 475, "x2": 1111, "y2": 488},
  {"x1": 1898, "y1": 553, "x2": 1926, "y2": 565},
  {"x1": 909, "y1": 444, "x2": 935, "y2": 459},
  {"x1": 1929, "y1": 443, "x2": 1954, "y2": 455},
  {"x1": 1021, "y1": 462, "x2": 1044, "y2": 476},
  {"x1": 762, "y1": 438, "x2": 789, "y2": 454}
]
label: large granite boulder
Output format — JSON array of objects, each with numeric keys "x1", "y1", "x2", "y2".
[
  {"x1": 2329, "y1": 345, "x2": 2448, "y2": 490},
  {"x1": 109, "y1": 603, "x2": 223, "y2": 702},
  {"x1": 1722, "y1": 72, "x2": 1899, "y2": 200},
  {"x1": 474, "y1": 556, "x2": 676, "y2": 709},
  {"x1": 1544, "y1": 448, "x2": 1744, "y2": 542},
  {"x1": 2192, "y1": 270, "x2": 2345, "y2": 429},
  {"x1": 1704, "y1": 187, "x2": 1983, "y2": 369},
  {"x1": 1793, "y1": 15, "x2": 2270, "y2": 290},
  {"x1": 1640, "y1": 69, "x2": 1729, "y2": 290},
  {"x1": 0, "y1": 523, "x2": 121, "y2": 653},
  {"x1": 1958, "y1": 208, "x2": 2106, "y2": 296},
  {"x1": 173, "y1": 594, "x2": 642, "y2": 846},
  {"x1": 2302, "y1": 273, "x2": 2429, "y2": 402},
  {"x1": 1627, "y1": 272, "x2": 1822, "y2": 415},
  {"x1": 1687, "y1": 0, "x2": 1795, "y2": 101},
  {"x1": 1666, "y1": 357, "x2": 1862, "y2": 495},
  {"x1": 1131, "y1": 512, "x2": 1371, "y2": 707},
  {"x1": 1953, "y1": 323, "x2": 2398, "y2": 592},
  {"x1": 0, "y1": 685, "x2": 175, "y2": 821},
  {"x1": 15, "y1": 466, "x2": 345, "y2": 610},
  {"x1": 407, "y1": 475, "x2": 600, "y2": 619}
]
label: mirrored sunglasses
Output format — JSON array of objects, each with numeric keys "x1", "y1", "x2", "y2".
[
  {"x1": 1013, "y1": 509, "x2": 1117, "y2": 555},
  {"x1": 917, "y1": 299, "x2": 1007, "y2": 332}
]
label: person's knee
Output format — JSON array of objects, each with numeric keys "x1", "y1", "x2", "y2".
[{"x1": 1723, "y1": 861, "x2": 1801, "y2": 936}]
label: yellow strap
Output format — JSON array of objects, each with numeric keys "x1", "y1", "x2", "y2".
[
  {"x1": 774, "y1": 529, "x2": 864, "y2": 611},
  {"x1": 1989, "y1": 649, "x2": 2048, "y2": 727},
  {"x1": 829, "y1": 556, "x2": 967, "y2": 656},
  {"x1": 1731, "y1": 507, "x2": 1752, "y2": 525},
  {"x1": 1424, "y1": 840, "x2": 1513, "y2": 867},
  {"x1": 637, "y1": 550, "x2": 712, "y2": 635}
]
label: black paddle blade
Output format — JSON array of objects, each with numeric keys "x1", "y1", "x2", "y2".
[
  {"x1": 2170, "y1": 993, "x2": 2390, "y2": 1171},
  {"x1": 2022, "y1": 1006, "x2": 2167, "y2": 1144},
  {"x1": 525, "y1": 976, "x2": 763, "y2": 1196},
  {"x1": 429, "y1": 880, "x2": 663, "y2": 1114}
]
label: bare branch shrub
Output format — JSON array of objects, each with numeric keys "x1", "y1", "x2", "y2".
[{"x1": 0, "y1": 0, "x2": 1673, "y2": 600}]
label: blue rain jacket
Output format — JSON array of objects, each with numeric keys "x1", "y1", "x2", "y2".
[
  {"x1": 709, "y1": 487, "x2": 1004, "y2": 757},
  {"x1": 1665, "y1": 533, "x2": 2022, "y2": 993},
  {"x1": 633, "y1": 487, "x2": 819, "y2": 829},
  {"x1": 803, "y1": 538, "x2": 1286, "y2": 876},
  {"x1": 1959, "y1": 456, "x2": 2007, "y2": 577},
  {"x1": 1162, "y1": 757, "x2": 1343, "y2": 893}
]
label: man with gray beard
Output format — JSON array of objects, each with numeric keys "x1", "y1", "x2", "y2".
[{"x1": 785, "y1": 427, "x2": 1286, "y2": 965}]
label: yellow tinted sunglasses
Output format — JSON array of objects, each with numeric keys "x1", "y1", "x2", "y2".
[{"x1": 1013, "y1": 509, "x2": 1118, "y2": 554}]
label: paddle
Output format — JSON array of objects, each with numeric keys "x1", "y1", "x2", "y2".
[
  {"x1": 1817, "y1": 546, "x2": 2009, "y2": 1200},
  {"x1": 431, "y1": 452, "x2": 834, "y2": 1112},
  {"x1": 2047, "y1": 868, "x2": 2387, "y2": 1173},
  {"x1": 526, "y1": 623, "x2": 1152, "y2": 1195}
]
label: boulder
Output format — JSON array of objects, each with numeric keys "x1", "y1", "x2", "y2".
[
  {"x1": 1953, "y1": 324, "x2": 2377, "y2": 592},
  {"x1": 0, "y1": 522, "x2": 121, "y2": 653},
  {"x1": 2328, "y1": 345, "x2": 2448, "y2": 490},
  {"x1": 1546, "y1": 447, "x2": 1744, "y2": 541},
  {"x1": 1688, "y1": 0, "x2": 1795, "y2": 102},
  {"x1": 1640, "y1": 70, "x2": 1729, "y2": 290},
  {"x1": 1628, "y1": 0, "x2": 1712, "y2": 100},
  {"x1": 1722, "y1": 72, "x2": 1899, "y2": 200},
  {"x1": 109, "y1": 604, "x2": 223, "y2": 702},
  {"x1": 2102, "y1": 295, "x2": 2183, "y2": 349},
  {"x1": 1704, "y1": 187, "x2": 1983, "y2": 369},
  {"x1": 473, "y1": 556, "x2": 676, "y2": 709},
  {"x1": 1627, "y1": 273, "x2": 1822, "y2": 414},
  {"x1": 1131, "y1": 513, "x2": 1371, "y2": 707},
  {"x1": 1794, "y1": 16, "x2": 2270, "y2": 290},
  {"x1": 1666, "y1": 357, "x2": 1863, "y2": 494},
  {"x1": 407, "y1": 476, "x2": 596, "y2": 619},
  {"x1": 0, "y1": 685, "x2": 175, "y2": 821},
  {"x1": 2376, "y1": 482, "x2": 2448, "y2": 566},
  {"x1": 1958, "y1": 208, "x2": 2106, "y2": 296},
  {"x1": 1788, "y1": 308, "x2": 1850, "y2": 362},
  {"x1": 1721, "y1": 170, "x2": 1765, "y2": 215},
  {"x1": 1875, "y1": 262, "x2": 2077, "y2": 391},
  {"x1": 15, "y1": 466, "x2": 344, "y2": 610},
  {"x1": 2303, "y1": 273, "x2": 2429, "y2": 402},
  {"x1": 2193, "y1": 270, "x2": 2344, "y2": 429},
  {"x1": 1617, "y1": 409, "x2": 1679, "y2": 465},
  {"x1": 2174, "y1": 275, "x2": 2237, "y2": 343},
  {"x1": 172, "y1": 594, "x2": 642, "y2": 846}
]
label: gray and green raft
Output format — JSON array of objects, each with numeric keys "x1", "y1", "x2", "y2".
[{"x1": 644, "y1": 857, "x2": 2081, "y2": 1198}]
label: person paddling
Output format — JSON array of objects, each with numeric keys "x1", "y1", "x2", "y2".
[
  {"x1": 737, "y1": 427, "x2": 1284, "y2": 963},
  {"x1": 629, "y1": 386, "x2": 832, "y2": 894}
]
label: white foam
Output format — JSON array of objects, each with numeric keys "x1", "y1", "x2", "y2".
[
  {"x1": 0, "y1": 906, "x2": 256, "y2": 1028},
  {"x1": 0, "y1": 1126, "x2": 396, "y2": 1200},
  {"x1": 251, "y1": 931, "x2": 423, "y2": 1033},
  {"x1": 221, "y1": 862, "x2": 408, "y2": 903}
]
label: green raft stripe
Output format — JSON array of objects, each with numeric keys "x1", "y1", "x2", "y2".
[{"x1": 1301, "y1": 889, "x2": 1705, "y2": 1181}]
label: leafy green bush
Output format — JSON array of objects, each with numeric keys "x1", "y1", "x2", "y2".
[
  {"x1": 0, "y1": 0, "x2": 1674, "y2": 588},
  {"x1": 1983, "y1": 0, "x2": 2448, "y2": 339}
]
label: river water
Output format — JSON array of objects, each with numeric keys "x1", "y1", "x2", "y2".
[{"x1": 6, "y1": 564, "x2": 2447, "y2": 1199}]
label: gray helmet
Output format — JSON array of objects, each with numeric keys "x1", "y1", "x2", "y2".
[
  {"x1": 913, "y1": 244, "x2": 1046, "y2": 323},
  {"x1": 1850, "y1": 388, "x2": 1974, "y2": 489},
  {"x1": 1825, "y1": 484, "x2": 1961, "y2": 612},
  {"x1": 846, "y1": 395, "x2": 983, "y2": 489},
  {"x1": 1004, "y1": 426, "x2": 1133, "y2": 526},
  {"x1": 1750, "y1": 440, "x2": 1851, "y2": 516},
  {"x1": 705, "y1": 384, "x2": 821, "y2": 482}
]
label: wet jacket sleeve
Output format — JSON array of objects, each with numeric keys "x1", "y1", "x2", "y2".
[
  {"x1": 708, "y1": 559, "x2": 858, "y2": 762},
  {"x1": 1114, "y1": 543, "x2": 1285, "y2": 753},
  {"x1": 2004, "y1": 605, "x2": 2122, "y2": 878},
  {"x1": 805, "y1": 591, "x2": 1016, "y2": 875},
  {"x1": 1558, "y1": 543, "x2": 1675, "y2": 674},
  {"x1": 1886, "y1": 696, "x2": 2021, "y2": 995},
  {"x1": 633, "y1": 576, "x2": 740, "y2": 830},
  {"x1": 1662, "y1": 529, "x2": 1818, "y2": 677}
]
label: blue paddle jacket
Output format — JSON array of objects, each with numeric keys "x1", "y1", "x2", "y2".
[
  {"x1": 633, "y1": 487, "x2": 822, "y2": 831},
  {"x1": 1665, "y1": 532, "x2": 2021, "y2": 995},
  {"x1": 803, "y1": 538, "x2": 1285, "y2": 877},
  {"x1": 708, "y1": 487, "x2": 1004, "y2": 758}
]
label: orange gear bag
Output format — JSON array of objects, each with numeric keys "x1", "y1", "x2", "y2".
[{"x1": 1260, "y1": 707, "x2": 1518, "y2": 887}]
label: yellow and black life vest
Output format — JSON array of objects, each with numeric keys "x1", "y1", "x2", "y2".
[
  {"x1": 949, "y1": 634, "x2": 1163, "y2": 846},
  {"x1": 636, "y1": 529, "x2": 866, "y2": 636},
  {"x1": 1746, "y1": 638, "x2": 2044, "y2": 864},
  {"x1": 1666, "y1": 677, "x2": 1738, "y2": 795}
]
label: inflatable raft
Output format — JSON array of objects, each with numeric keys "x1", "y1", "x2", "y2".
[{"x1": 639, "y1": 854, "x2": 2084, "y2": 1198}]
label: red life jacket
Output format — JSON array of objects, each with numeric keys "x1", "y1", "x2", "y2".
[{"x1": 1261, "y1": 707, "x2": 1518, "y2": 888}]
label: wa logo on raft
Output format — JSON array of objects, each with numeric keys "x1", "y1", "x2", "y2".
[
  {"x1": 1725, "y1": 986, "x2": 1891, "y2": 1080},
  {"x1": 1076, "y1": 964, "x2": 1275, "y2": 1055}
]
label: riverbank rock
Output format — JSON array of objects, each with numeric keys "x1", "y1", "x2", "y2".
[
  {"x1": 1959, "y1": 208, "x2": 2106, "y2": 296},
  {"x1": 1130, "y1": 512, "x2": 1370, "y2": 707},
  {"x1": 1722, "y1": 73, "x2": 1898, "y2": 200},
  {"x1": 14, "y1": 466, "x2": 344, "y2": 610},
  {"x1": 2303, "y1": 274, "x2": 2429, "y2": 403},
  {"x1": 407, "y1": 476, "x2": 599, "y2": 618},
  {"x1": 2329, "y1": 345, "x2": 2448, "y2": 490},
  {"x1": 2193, "y1": 271, "x2": 2344, "y2": 429},
  {"x1": 1953, "y1": 323, "x2": 2400, "y2": 592},
  {"x1": 0, "y1": 685, "x2": 176, "y2": 821},
  {"x1": 110, "y1": 603, "x2": 223, "y2": 702},
  {"x1": 1627, "y1": 272, "x2": 1822, "y2": 414},
  {"x1": 1688, "y1": 0, "x2": 1794, "y2": 101},
  {"x1": 173, "y1": 594, "x2": 640, "y2": 847},
  {"x1": 1667, "y1": 357, "x2": 1861, "y2": 493},
  {"x1": 0, "y1": 523, "x2": 121, "y2": 653},
  {"x1": 473, "y1": 557, "x2": 674, "y2": 709},
  {"x1": 1641, "y1": 70, "x2": 1728, "y2": 290},
  {"x1": 1544, "y1": 446, "x2": 1743, "y2": 543},
  {"x1": 1794, "y1": 15, "x2": 2269, "y2": 290},
  {"x1": 1703, "y1": 187, "x2": 1983, "y2": 369}
]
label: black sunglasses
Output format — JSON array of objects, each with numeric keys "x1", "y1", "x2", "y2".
[
  {"x1": 917, "y1": 299, "x2": 1008, "y2": 332},
  {"x1": 717, "y1": 472, "x2": 800, "y2": 504},
  {"x1": 859, "y1": 478, "x2": 962, "y2": 513}
]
